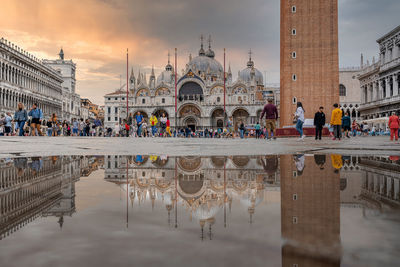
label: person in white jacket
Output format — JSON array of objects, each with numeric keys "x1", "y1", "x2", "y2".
[{"x1": 294, "y1": 102, "x2": 306, "y2": 140}]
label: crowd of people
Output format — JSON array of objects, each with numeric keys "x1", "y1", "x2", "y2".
[{"x1": 0, "y1": 100, "x2": 399, "y2": 141}]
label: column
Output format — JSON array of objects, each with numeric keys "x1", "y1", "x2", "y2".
[
  {"x1": 385, "y1": 77, "x2": 390, "y2": 98},
  {"x1": 394, "y1": 73, "x2": 399, "y2": 96},
  {"x1": 379, "y1": 79, "x2": 384, "y2": 99},
  {"x1": 372, "y1": 82, "x2": 377, "y2": 101},
  {"x1": 369, "y1": 83, "x2": 373, "y2": 102}
]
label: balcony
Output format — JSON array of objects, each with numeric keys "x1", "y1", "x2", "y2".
[
  {"x1": 380, "y1": 57, "x2": 400, "y2": 72},
  {"x1": 359, "y1": 94, "x2": 400, "y2": 111}
]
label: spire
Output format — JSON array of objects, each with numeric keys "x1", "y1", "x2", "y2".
[
  {"x1": 151, "y1": 65, "x2": 155, "y2": 77},
  {"x1": 166, "y1": 51, "x2": 173, "y2": 71},
  {"x1": 59, "y1": 47, "x2": 64, "y2": 60},
  {"x1": 199, "y1": 34, "x2": 205, "y2": 56},
  {"x1": 228, "y1": 64, "x2": 232, "y2": 74},
  {"x1": 247, "y1": 49, "x2": 254, "y2": 68},
  {"x1": 360, "y1": 53, "x2": 364, "y2": 68}
]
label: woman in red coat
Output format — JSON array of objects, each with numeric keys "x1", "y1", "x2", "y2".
[{"x1": 388, "y1": 112, "x2": 399, "y2": 141}]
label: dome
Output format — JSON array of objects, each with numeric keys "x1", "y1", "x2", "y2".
[
  {"x1": 157, "y1": 70, "x2": 174, "y2": 85},
  {"x1": 239, "y1": 53, "x2": 264, "y2": 85},
  {"x1": 239, "y1": 66, "x2": 263, "y2": 85},
  {"x1": 188, "y1": 55, "x2": 223, "y2": 76},
  {"x1": 192, "y1": 201, "x2": 221, "y2": 221}
]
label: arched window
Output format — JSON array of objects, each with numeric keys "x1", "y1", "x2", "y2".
[
  {"x1": 217, "y1": 97, "x2": 221, "y2": 102},
  {"x1": 339, "y1": 84, "x2": 346, "y2": 96}
]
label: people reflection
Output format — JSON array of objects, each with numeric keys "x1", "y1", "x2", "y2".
[{"x1": 314, "y1": 154, "x2": 326, "y2": 170}]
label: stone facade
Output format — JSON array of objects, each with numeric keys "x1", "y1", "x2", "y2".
[
  {"x1": 339, "y1": 68, "x2": 361, "y2": 119},
  {"x1": 280, "y1": 0, "x2": 339, "y2": 127},
  {"x1": 0, "y1": 38, "x2": 63, "y2": 118},
  {"x1": 358, "y1": 25, "x2": 400, "y2": 126},
  {"x1": 43, "y1": 49, "x2": 81, "y2": 121},
  {"x1": 104, "y1": 38, "x2": 279, "y2": 131}
]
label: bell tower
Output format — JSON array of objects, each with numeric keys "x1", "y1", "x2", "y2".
[{"x1": 280, "y1": 0, "x2": 339, "y2": 127}]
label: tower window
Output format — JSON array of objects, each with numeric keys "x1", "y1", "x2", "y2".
[
  {"x1": 292, "y1": 29, "x2": 297, "y2": 35},
  {"x1": 293, "y1": 194, "x2": 298, "y2": 200},
  {"x1": 292, "y1": 74, "x2": 297, "y2": 81},
  {"x1": 292, "y1": 52, "x2": 297, "y2": 58},
  {"x1": 292, "y1": 97, "x2": 297, "y2": 105},
  {"x1": 162, "y1": 98, "x2": 165, "y2": 104},
  {"x1": 142, "y1": 98, "x2": 145, "y2": 104},
  {"x1": 292, "y1": 216, "x2": 298, "y2": 224},
  {"x1": 292, "y1": 6, "x2": 296, "y2": 13}
]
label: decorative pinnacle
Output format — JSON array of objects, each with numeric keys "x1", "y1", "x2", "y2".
[{"x1": 208, "y1": 35, "x2": 212, "y2": 49}]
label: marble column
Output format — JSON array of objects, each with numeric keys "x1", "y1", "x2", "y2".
[
  {"x1": 373, "y1": 82, "x2": 378, "y2": 101},
  {"x1": 378, "y1": 79, "x2": 384, "y2": 100},
  {"x1": 385, "y1": 77, "x2": 390, "y2": 98},
  {"x1": 369, "y1": 83, "x2": 373, "y2": 102}
]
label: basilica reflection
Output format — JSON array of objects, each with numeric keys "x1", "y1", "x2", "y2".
[
  {"x1": 0, "y1": 156, "x2": 101, "y2": 240},
  {"x1": 104, "y1": 155, "x2": 280, "y2": 238},
  {"x1": 1, "y1": 153, "x2": 399, "y2": 265}
]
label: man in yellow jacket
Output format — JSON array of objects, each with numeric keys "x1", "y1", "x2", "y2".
[
  {"x1": 330, "y1": 103, "x2": 343, "y2": 140},
  {"x1": 149, "y1": 114, "x2": 158, "y2": 137}
]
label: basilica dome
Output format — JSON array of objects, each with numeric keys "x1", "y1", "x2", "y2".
[
  {"x1": 239, "y1": 56, "x2": 263, "y2": 85},
  {"x1": 188, "y1": 55, "x2": 223, "y2": 76},
  {"x1": 157, "y1": 61, "x2": 179, "y2": 85}
]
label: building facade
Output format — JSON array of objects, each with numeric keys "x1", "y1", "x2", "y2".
[
  {"x1": 280, "y1": 0, "x2": 339, "y2": 127},
  {"x1": 104, "y1": 38, "x2": 279, "y2": 131},
  {"x1": 339, "y1": 67, "x2": 361, "y2": 120},
  {"x1": 358, "y1": 25, "x2": 400, "y2": 125},
  {"x1": 0, "y1": 38, "x2": 63, "y2": 118},
  {"x1": 43, "y1": 49, "x2": 81, "y2": 121}
]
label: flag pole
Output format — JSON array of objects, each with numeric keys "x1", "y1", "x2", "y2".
[
  {"x1": 174, "y1": 48, "x2": 177, "y2": 136},
  {"x1": 126, "y1": 49, "x2": 129, "y2": 120},
  {"x1": 223, "y1": 48, "x2": 226, "y2": 132}
]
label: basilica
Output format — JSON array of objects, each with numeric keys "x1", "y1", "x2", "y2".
[{"x1": 104, "y1": 37, "x2": 278, "y2": 131}]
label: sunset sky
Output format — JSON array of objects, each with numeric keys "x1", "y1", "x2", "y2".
[{"x1": 1, "y1": 0, "x2": 399, "y2": 105}]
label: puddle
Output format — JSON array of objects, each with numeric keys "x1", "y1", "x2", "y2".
[{"x1": 0, "y1": 154, "x2": 399, "y2": 267}]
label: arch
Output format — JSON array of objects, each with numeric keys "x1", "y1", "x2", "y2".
[
  {"x1": 155, "y1": 87, "x2": 170, "y2": 96},
  {"x1": 232, "y1": 108, "x2": 250, "y2": 130},
  {"x1": 179, "y1": 81, "x2": 203, "y2": 97},
  {"x1": 211, "y1": 156, "x2": 227, "y2": 168},
  {"x1": 136, "y1": 88, "x2": 150, "y2": 97},
  {"x1": 152, "y1": 108, "x2": 169, "y2": 118},
  {"x1": 210, "y1": 107, "x2": 226, "y2": 129},
  {"x1": 178, "y1": 103, "x2": 201, "y2": 118},
  {"x1": 232, "y1": 156, "x2": 250, "y2": 168},
  {"x1": 133, "y1": 110, "x2": 149, "y2": 121},
  {"x1": 210, "y1": 85, "x2": 224, "y2": 95},
  {"x1": 178, "y1": 157, "x2": 202, "y2": 173}
]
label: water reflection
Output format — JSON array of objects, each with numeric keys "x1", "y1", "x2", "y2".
[
  {"x1": 0, "y1": 154, "x2": 399, "y2": 266},
  {"x1": 0, "y1": 156, "x2": 102, "y2": 240}
]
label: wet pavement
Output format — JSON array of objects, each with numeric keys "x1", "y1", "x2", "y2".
[{"x1": 0, "y1": 154, "x2": 400, "y2": 267}]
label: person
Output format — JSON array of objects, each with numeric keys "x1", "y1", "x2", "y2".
[
  {"x1": 227, "y1": 117, "x2": 234, "y2": 138},
  {"x1": 124, "y1": 120, "x2": 130, "y2": 137},
  {"x1": 142, "y1": 119, "x2": 148, "y2": 137},
  {"x1": 84, "y1": 119, "x2": 90, "y2": 136},
  {"x1": 46, "y1": 119, "x2": 53, "y2": 136},
  {"x1": 94, "y1": 117, "x2": 102, "y2": 136},
  {"x1": 160, "y1": 113, "x2": 167, "y2": 137},
  {"x1": 239, "y1": 121, "x2": 245, "y2": 139},
  {"x1": 166, "y1": 117, "x2": 172, "y2": 137},
  {"x1": 72, "y1": 118, "x2": 79, "y2": 136},
  {"x1": 4, "y1": 112, "x2": 12, "y2": 136},
  {"x1": 351, "y1": 120, "x2": 358, "y2": 137},
  {"x1": 28, "y1": 103, "x2": 43, "y2": 136},
  {"x1": 293, "y1": 154, "x2": 305, "y2": 176},
  {"x1": 260, "y1": 98, "x2": 278, "y2": 140},
  {"x1": 313, "y1": 106, "x2": 325, "y2": 140},
  {"x1": 330, "y1": 103, "x2": 342, "y2": 140},
  {"x1": 79, "y1": 118, "x2": 85, "y2": 136},
  {"x1": 14, "y1": 103, "x2": 28, "y2": 136},
  {"x1": 135, "y1": 112, "x2": 144, "y2": 137},
  {"x1": 149, "y1": 113, "x2": 158, "y2": 137},
  {"x1": 314, "y1": 154, "x2": 326, "y2": 170},
  {"x1": 342, "y1": 112, "x2": 351, "y2": 138},
  {"x1": 255, "y1": 121, "x2": 261, "y2": 139},
  {"x1": 294, "y1": 102, "x2": 305, "y2": 140},
  {"x1": 50, "y1": 113, "x2": 58, "y2": 136},
  {"x1": 388, "y1": 112, "x2": 399, "y2": 141},
  {"x1": 114, "y1": 122, "x2": 120, "y2": 137}
]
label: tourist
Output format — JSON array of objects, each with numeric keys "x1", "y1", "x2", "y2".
[
  {"x1": 342, "y1": 112, "x2": 351, "y2": 138},
  {"x1": 136, "y1": 112, "x2": 144, "y2": 137},
  {"x1": 94, "y1": 117, "x2": 102, "y2": 136},
  {"x1": 239, "y1": 121, "x2": 245, "y2": 139},
  {"x1": 313, "y1": 106, "x2": 325, "y2": 140},
  {"x1": 114, "y1": 122, "x2": 120, "y2": 137},
  {"x1": 128, "y1": 113, "x2": 133, "y2": 128},
  {"x1": 46, "y1": 120, "x2": 52, "y2": 136},
  {"x1": 166, "y1": 117, "x2": 172, "y2": 137},
  {"x1": 260, "y1": 98, "x2": 278, "y2": 140},
  {"x1": 72, "y1": 118, "x2": 79, "y2": 136},
  {"x1": 142, "y1": 119, "x2": 148, "y2": 137},
  {"x1": 4, "y1": 112, "x2": 12, "y2": 136},
  {"x1": 50, "y1": 113, "x2": 58, "y2": 136},
  {"x1": 293, "y1": 154, "x2": 305, "y2": 176},
  {"x1": 314, "y1": 154, "x2": 326, "y2": 170},
  {"x1": 160, "y1": 113, "x2": 167, "y2": 137},
  {"x1": 28, "y1": 103, "x2": 43, "y2": 136},
  {"x1": 255, "y1": 121, "x2": 261, "y2": 139},
  {"x1": 294, "y1": 102, "x2": 305, "y2": 140},
  {"x1": 84, "y1": 119, "x2": 90, "y2": 136},
  {"x1": 149, "y1": 113, "x2": 158, "y2": 137},
  {"x1": 14, "y1": 102, "x2": 28, "y2": 137},
  {"x1": 227, "y1": 117, "x2": 234, "y2": 138},
  {"x1": 351, "y1": 120, "x2": 358, "y2": 137},
  {"x1": 124, "y1": 120, "x2": 130, "y2": 137},
  {"x1": 388, "y1": 112, "x2": 399, "y2": 141},
  {"x1": 330, "y1": 103, "x2": 342, "y2": 140},
  {"x1": 79, "y1": 119, "x2": 85, "y2": 136}
]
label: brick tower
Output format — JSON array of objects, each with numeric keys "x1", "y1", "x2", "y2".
[{"x1": 280, "y1": 0, "x2": 339, "y2": 127}]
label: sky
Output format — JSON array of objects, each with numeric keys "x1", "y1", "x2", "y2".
[{"x1": 0, "y1": 0, "x2": 399, "y2": 105}]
